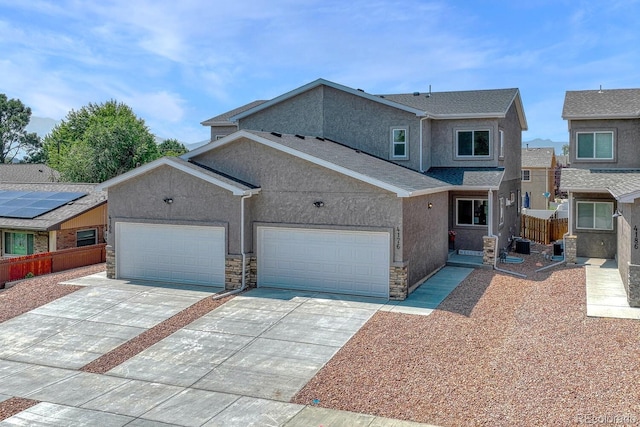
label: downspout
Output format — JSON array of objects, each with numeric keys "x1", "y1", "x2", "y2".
[
  {"x1": 419, "y1": 116, "x2": 429, "y2": 173},
  {"x1": 488, "y1": 188, "x2": 527, "y2": 278},
  {"x1": 213, "y1": 192, "x2": 253, "y2": 299}
]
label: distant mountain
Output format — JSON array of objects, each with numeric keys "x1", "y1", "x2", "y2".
[
  {"x1": 523, "y1": 138, "x2": 568, "y2": 155},
  {"x1": 25, "y1": 117, "x2": 59, "y2": 137}
]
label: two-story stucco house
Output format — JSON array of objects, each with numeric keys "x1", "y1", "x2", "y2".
[
  {"x1": 560, "y1": 88, "x2": 640, "y2": 307},
  {"x1": 98, "y1": 78, "x2": 526, "y2": 300},
  {"x1": 521, "y1": 147, "x2": 557, "y2": 210}
]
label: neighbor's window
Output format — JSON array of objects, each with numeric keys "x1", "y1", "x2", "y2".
[
  {"x1": 391, "y1": 128, "x2": 408, "y2": 159},
  {"x1": 457, "y1": 130, "x2": 490, "y2": 157},
  {"x1": 499, "y1": 197, "x2": 505, "y2": 225},
  {"x1": 522, "y1": 169, "x2": 531, "y2": 181},
  {"x1": 576, "y1": 132, "x2": 614, "y2": 159},
  {"x1": 457, "y1": 199, "x2": 488, "y2": 226},
  {"x1": 77, "y1": 229, "x2": 97, "y2": 247},
  {"x1": 576, "y1": 201, "x2": 613, "y2": 230},
  {"x1": 4, "y1": 232, "x2": 34, "y2": 256}
]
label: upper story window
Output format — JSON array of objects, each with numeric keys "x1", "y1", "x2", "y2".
[
  {"x1": 457, "y1": 130, "x2": 490, "y2": 157},
  {"x1": 576, "y1": 201, "x2": 613, "y2": 230},
  {"x1": 456, "y1": 198, "x2": 488, "y2": 226},
  {"x1": 576, "y1": 132, "x2": 614, "y2": 160},
  {"x1": 499, "y1": 130, "x2": 504, "y2": 158},
  {"x1": 522, "y1": 169, "x2": 531, "y2": 181},
  {"x1": 391, "y1": 128, "x2": 408, "y2": 159}
]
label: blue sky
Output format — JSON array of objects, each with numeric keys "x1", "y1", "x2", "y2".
[{"x1": 1, "y1": 0, "x2": 639, "y2": 144}]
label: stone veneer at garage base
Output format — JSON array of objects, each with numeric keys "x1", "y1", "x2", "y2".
[
  {"x1": 626, "y1": 264, "x2": 640, "y2": 307},
  {"x1": 106, "y1": 246, "x2": 411, "y2": 300}
]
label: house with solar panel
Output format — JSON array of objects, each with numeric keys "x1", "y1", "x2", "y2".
[
  {"x1": 560, "y1": 88, "x2": 640, "y2": 307},
  {"x1": 0, "y1": 182, "x2": 107, "y2": 257},
  {"x1": 98, "y1": 78, "x2": 526, "y2": 300}
]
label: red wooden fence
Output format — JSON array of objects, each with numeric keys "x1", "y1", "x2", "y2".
[{"x1": 0, "y1": 243, "x2": 106, "y2": 287}]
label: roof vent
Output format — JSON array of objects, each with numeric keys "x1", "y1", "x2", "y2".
[
  {"x1": 316, "y1": 137, "x2": 325, "y2": 141},
  {"x1": 598, "y1": 84, "x2": 603, "y2": 93},
  {"x1": 295, "y1": 134, "x2": 305, "y2": 139},
  {"x1": 270, "y1": 132, "x2": 282, "y2": 138},
  {"x1": 357, "y1": 88, "x2": 364, "y2": 92},
  {"x1": 379, "y1": 95, "x2": 385, "y2": 98},
  {"x1": 413, "y1": 92, "x2": 420, "y2": 96},
  {"x1": 426, "y1": 84, "x2": 432, "y2": 97}
]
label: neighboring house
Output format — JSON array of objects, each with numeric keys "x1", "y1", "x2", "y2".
[
  {"x1": 0, "y1": 164, "x2": 60, "y2": 183},
  {"x1": 521, "y1": 147, "x2": 556, "y2": 209},
  {"x1": 560, "y1": 88, "x2": 640, "y2": 307},
  {"x1": 98, "y1": 78, "x2": 527, "y2": 300},
  {"x1": 200, "y1": 100, "x2": 267, "y2": 141},
  {"x1": 0, "y1": 183, "x2": 107, "y2": 258}
]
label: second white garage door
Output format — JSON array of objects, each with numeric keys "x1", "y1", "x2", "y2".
[
  {"x1": 116, "y1": 222, "x2": 226, "y2": 287},
  {"x1": 257, "y1": 227, "x2": 390, "y2": 298}
]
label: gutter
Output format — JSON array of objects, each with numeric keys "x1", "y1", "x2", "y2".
[{"x1": 212, "y1": 192, "x2": 253, "y2": 299}]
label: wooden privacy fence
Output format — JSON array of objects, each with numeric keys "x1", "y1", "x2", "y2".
[
  {"x1": 521, "y1": 215, "x2": 568, "y2": 244},
  {"x1": 0, "y1": 243, "x2": 106, "y2": 287}
]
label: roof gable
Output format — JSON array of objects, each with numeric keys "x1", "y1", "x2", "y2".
[
  {"x1": 563, "y1": 89, "x2": 640, "y2": 119},
  {"x1": 96, "y1": 157, "x2": 260, "y2": 196},
  {"x1": 522, "y1": 147, "x2": 556, "y2": 168}
]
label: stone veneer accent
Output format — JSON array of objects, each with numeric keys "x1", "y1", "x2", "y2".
[
  {"x1": 225, "y1": 255, "x2": 254, "y2": 290},
  {"x1": 627, "y1": 264, "x2": 640, "y2": 307},
  {"x1": 564, "y1": 235, "x2": 577, "y2": 264},
  {"x1": 483, "y1": 236, "x2": 496, "y2": 266},
  {"x1": 106, "y1": 245, "x2": 115, "y2": 279},
  {"x1": 390, "y1": 264, "x2": 408, "y2": 300}
]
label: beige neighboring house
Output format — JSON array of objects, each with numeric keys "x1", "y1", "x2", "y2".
[{"x1": 521, "y1": 147, "x2": 556, "y2": 209}]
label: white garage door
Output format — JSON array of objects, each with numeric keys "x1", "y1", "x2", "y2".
[
  {"x1": 257, "y1": 227, "x2": 390, "y2": 298},
  {"x1": 116, "y1": 222, "x2": 225, "y2": 287}
]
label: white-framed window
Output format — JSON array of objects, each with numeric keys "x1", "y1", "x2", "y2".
[
  {"x1": 456, "y1": 198, "x2": 488, "y2": 226},
  {"x1": 499, "y1": 197, "x2": 505, "y2": 225},
  {"x1": 76, "y1": 229, "x2": 97, "y2": 247},
  {"x1": 391, "y1": 128, "x2": 408, "y2": 159},
  {"x1": 576, "y1": 131, "x2": 614, "y2": 159},
  {"x1": 576, "y1": 201, "x2": 613, "y2": 230},
  {"x1": 215, "y1": 134, "x2": 226, "y2": 140},
  {"x1": 522, "y1": 169, "x2": 531, "y2": 181},
  {"x1": 3, "y1": 232, "x2": 34, "y2": 256},
  {"x1": 499, "y1": 130, "x2": 504, "y2": 158},
  {"x1": 456, "y1": 130, "x2": 490, "y2": 157}
]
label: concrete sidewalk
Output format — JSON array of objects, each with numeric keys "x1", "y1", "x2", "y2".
[
  {"x1": 0, "y1": 274, "x2": 443, "y2": 426},
  {"x1": 581, "y1": 258, "x2": 640, "y2": 320}
]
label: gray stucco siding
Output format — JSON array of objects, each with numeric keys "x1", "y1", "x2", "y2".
[
  {"x1": 568, "y1": 119, "x2": 640, "y2": 169},
  {"x1": 210, "y1": 125, "x2": 238, "y2": 142},
  {"x1": 239, "y1": 86, "x2": 325, "y2": 137},
  {"x1": 106, "y1": 165, "x2": 241, "y2": 253},
  {"x1": 497, "y1": 177, "x2": 520, "y2": 250},
  {"x1": 190, "y1": 138, "x2": 404, "y2": 260},
  {"x1": 429, "y1": 119, "x2": 500, "y2": 167},
  {"x1": 498, "y1": 102, "x2": 524, "y2": 181},
  {"x1": 449, "y1": 190, "x2": 490, "y2": 251},
  {"x1": 402, "y1": 192, "x2": 449, "y2": 287}
]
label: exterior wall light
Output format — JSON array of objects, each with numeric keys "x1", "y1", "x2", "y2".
[
  {"x1": 313, "y1": 201, "x2": 325, "y2": 208},
  {"x1": 163, "y1": 197, "x2": 174, "y2": 204},
  {"x1": 428, "y1": 202, "x2": 433, "y2": 209}
]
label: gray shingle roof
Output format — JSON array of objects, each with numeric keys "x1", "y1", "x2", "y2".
[
  {"x1": 522, "y1": 147, "x2": 556, "y2": 168},
  {"x1": 381, "y1": 88, "x2": 520, "y2": 117},
  {"x1": 0, "y1": 183, "x2": 106, "y2": 231},
  {"x1": 0, "y1": 164, "x2": 60, "y2": 183},
  {"x1": 563, "y1": 89, "x2": 640, "y2": 119},
  {"x1": 425, "y1": 167, "x2": 504, "y2": 187},
  {"x1": 201, "y1": 100, "x2": 268, "y2": 125},
  {"x1": 559, "y1": 168, "x2": 640, "y2": 198}
]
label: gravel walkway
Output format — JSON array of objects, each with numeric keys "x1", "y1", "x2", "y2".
[{"x1": 293, "y1": 253, "x2": 640, "y2": 426}]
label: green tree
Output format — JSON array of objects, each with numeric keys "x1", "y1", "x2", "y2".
[
  {"x1": 158, "y1": 138, "x2": 188, "y2": 156},
  {"x1": 44, "y1": 100, "x2": 159, "y2": 182},
  {"x1": 0, "y1": 94, "x2": 42, "y2": 163}
]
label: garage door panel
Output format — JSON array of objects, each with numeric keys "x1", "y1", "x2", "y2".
[
  {"x1": 117, "y1": 223, "x2": 225, "y2": 287},
  {"x1": 258, "y1": 227, "x2": 389, "y2": 298}
]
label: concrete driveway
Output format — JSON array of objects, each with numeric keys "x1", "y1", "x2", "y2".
[{"x1": 0, "y1": 274, "x2": 438, "y2": 426}]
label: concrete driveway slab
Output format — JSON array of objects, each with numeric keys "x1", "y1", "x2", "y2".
[
  {"x1": 140, "y1": 388, "x2": 239, "y2": 426},
  {"x1": 0, "y1": 313, "x2": 81, "y2": 358},
  {"x1": 0, "y1": 365, "x2": 77, "y2": 396},
  {"x1": 25, "y1": 371, "x2": 129, "y2": 406},
  {"x1": 186, "y1": 305, "x2": 288, "y2": 337},
  {"x1": 80, "y1": 379, "x2": 183, "y2": 417},
  {"x1": 108, "y1": 329, "x2": 254, "y2": 386},
  {"x1": 29, "y1": 287, "x2": 141, "y2": 320},
  {"x1": 0, "y1": 402, "x2": 134, "y2": 427},
  {"x1": 284, "y1": 406, "x2": 375, "y2": 426},
  {"x1": 0, "y1": 360, "x2": 30, "y2": 379},
  {"x1": 202, "y1": 396, "x2": 304, "y2": 427}
]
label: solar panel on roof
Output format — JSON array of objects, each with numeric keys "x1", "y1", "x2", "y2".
[{"x1": 0, "y1": 191, "x2": 87, "y2": 219}]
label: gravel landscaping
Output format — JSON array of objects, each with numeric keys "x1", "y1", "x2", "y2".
[{"x1": 293, "y1": 250, "x2": 640, "y2": 426}]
